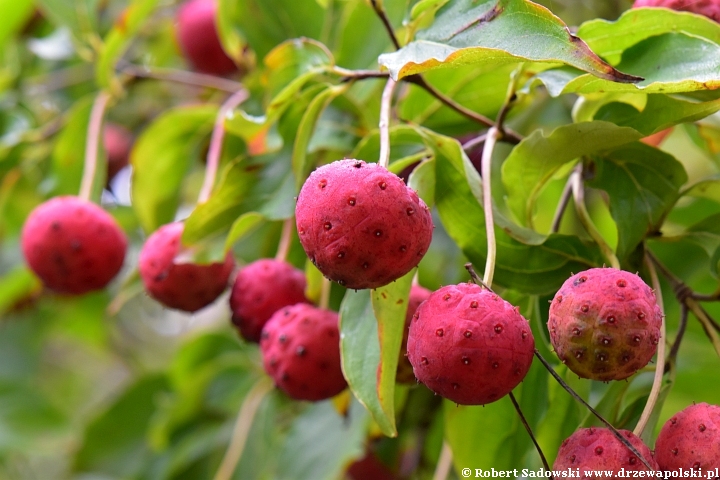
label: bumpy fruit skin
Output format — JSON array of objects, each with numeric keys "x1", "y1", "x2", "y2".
[
  {"x1": 548, "y1": 268, "x2": 662, "y2": 381},
  {"x1": 407, "y1": 283, "x2": 535, "y2": 405},
  {"x1": 655, "y1": 403, "x2": 720, "y2": 471},
  {"x1": 553, "y1": 428, "x2": 658, "y2": 476},
  {"x1": 229, "y1": 259, "x2": 309, "y2": 343},
  {"x1": 260, "y1": 304, "x2": 347, "y2": 401},
  {"x1": 295, "y1": 159, "x2": 433, "y2": 290},
  {"x1": 396, "y1": 285, "x2": 432, "y2": 384},
  {"x1": 176, "y1": 0, "x2": 237, "y2": 75},
  {"x1": 633, "y1": 0, "x2": 720, "y2": 22},
  {"x1": 139, "y1": 223, "x2": 234, "y2": 312},
  {"x1": 103, "y1": 123, "x2": 133, "y2": 184},
  {"x1": 21, "y1": 196, "x2": 127, "y2": 295}
]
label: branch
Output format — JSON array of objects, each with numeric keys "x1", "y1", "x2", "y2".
[
  {"x1": 369, "y1": 0, "x2": 401, "y2": 49},
  {"x1": 118, "y1": 62, "x2": 245, "y2": 93},
  {"x1": 508, "y1": 392, "x2": 552, "y2": 476},
  {"x1": 79, "y1": 91, "x2": 112, "y2": 201},
  {"x1": 378, "y1": 77, "x2": 397, "y2": 169},
  {"x1": 550, "y1": 174, "x2": 574, "y2": 234}
]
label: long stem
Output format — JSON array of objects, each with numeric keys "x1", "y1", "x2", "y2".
[
  {"x1": 378, "y1": 78, "x2": 397, "y2": 169},
  {"x1": 79, "y1": 91, "x2": 112, "y2": 201},
  {"x1": 481, "y1": 127, "x2": 499, "y2": 287},
  {"x1": 550, "y1": 175, "x2": 573, "y2": 233},
  {"x1": 214, "y1": 377, "x2": 274, "y2": 480},
  {"x1": 570, "y1": 163, "x2": 620, "y2": 269},
  {"x1": 198, "y1": 89, "x2": 249, "y2": 203},
  {"x1": 432, "y1": 442, "x2": 453, "y2": 480},
  {"x1": 320, "y1": 277, "x2": 332, "y2": 310},
  {"x1": 508, "y1": 392, "x2": 551, "y2": 476},
  {"x1": 119, "y1": 62, "x2": 245, "y2": 93},
  {"x1": 275, "y1": 218, "x2": 294, "y2": 262},
  {"x1": 633, "y1": 252, "x2": 666, "y2": 437},
  {"x1": 534, "y1": 350, "x2": 655, "y2": 471}
]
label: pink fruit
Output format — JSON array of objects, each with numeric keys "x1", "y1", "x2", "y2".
[
  {"x1": 655, "y1": 403, "x2": 720, "y2": 471},
  {"x1": 260, "y1": 304, "x2": 347, "y2": 401},
  {"x1": 229, "y1": 259, "x2": 309, "y2": 343},
  {"x1": 396, "y1": 284, "x2": 432, "y2": 384},
  {"x1": 21, "y1": 196, "x2": 127, "y2": 295},
  {"x1": 103, "y1": 123, "x2": 133, "y2": 184},
  {"x1": 295, "y1": 159, "x2": 433, "y2": 290},
  {"x1": 407, "y1": 283, "x2": 535, "y2": 405},
  {"x1": 553, "y1": 428, "x2": 658, "y2": 475},
  {"x1": 548, "y1": 268, "x2": 662, "y2": 381},
  {"x1": 347, "y1": 452, "x2": 398, "y2": 480},
  {"x1": 633, "y1": 0, "x2": 720, "y2": 22},
  {"x1": 139, "y1": 223, "x2": 234, "y2": 312},
  {"x1": 176, "y1": 0, "x2": 237, "y2": 75}
]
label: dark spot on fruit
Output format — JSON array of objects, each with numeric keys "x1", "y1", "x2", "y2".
[
  {"x1": 621, "y1": 354, "x2": 631, "y2": 364},
  {"x1": 154, "y1": 271, "x2": 168, "y2": 282},
  {"x1": 279, "y1": 334, "x2": 287, "y2": 343},
  {"x1": 671, "y1": 418, "x2": 677, "y2": 425},
  {"x1": 638, "y1": 312, "x2": 645, "y2": 320},
  {"x1": 324, "y1": 222, "x2": 332, "y2": 230},
  {"x1": 51, "y1": 221, "x2": 61, "y2": 231},
  {"x1": 514, "y1": 368, "x2": 521, "y2": 375},
  {"x1": 629, "y1": 457, "x2": 636, "y2": 465},
  {"x1": 318, "y1": 179, "x2": 327, "y2": 189},
  {"x1": 522, "y1": 331, "x2": 528, "y2": 339},
  {"x1": 269, "y1": 357, "x2": 277, "y2": 367},
  {"x1": 452, "y1": 383, "x2": 459, "y2": 390},
  {"x1": 633, "y1": 335, "x2": 641, "y2": 344},
  {"x1": 338, "y1": 279, "x2": 346, "y2": 286},
  {"x1": 362, "y1": 262, "x2": 369, "y2": 269},
  {"x1": 379, "y1": 181, "x2": 387, "y2": 190},
  {"x1": 299, "y1": 229, "x2": 305, "y2": 235},
  {"x1": 374, "y1": 230, "x2": 382, "y2": 237},
  {"x1": 296, "y1": 346, "x2": 306, "y2": 357},
  {"x1": 470, "y1": 301, "x2": 478, "y2": 308},
  {"x1": 436, "y1": 328, "x2": 444, "y2": 337},
  {"x1": 462, "y1": 356, "x2": 470, "y2": 365},
  {"x1": 71, "y1": 241, "x2": 81, "y2": 251},
  {"x1": 261, "y1": 331, "x2": 269, "y2": 340},
  {"x1": 494, "y1": 324, "x2": 503, "y2": 333},
  {"x1": 574, "y1": 276, "x2": 587, "y2": 286},
  {"x1": 671, "y1": 448, "x2": 678, "y2": 456},
  {"x1": 492, "y1": 361, "x2": 499, "y2": 369},
  {"x1": 399, "y1": 245, "x2": 407, "y2": 252},
  {"x1": 699, "y1": 423, "x2": 707, "y2": 432},
  {"x1": 607, "y1": 316, "x2": 616, "y2": 324},
  {"x1": 595, "y1": 446, "x2": 603, "y2": 455},
  {"x1": 570, "y1": 455, "x2": 576, "y2": 463},
  {"x1": 406, "y1": 207, "x2": 414, "y2": 215},
  {"x1": 596, "y1": 353, "x2": 607, "y2": 362},
  {"x1": 601, "y1": 337, "x2": 611, "y2": 345},
  {"x1": 337, "y1": 252, "x2": 345, "y2": 259},
  {"x1": 581, "y1": 305, "x2": 589, "y2": 313},
  {"x1": 556, "y1": 295, "x2": 563, "y2": 303},
  {"x1": 464, "y1": 330, "x2": 472, "y2": 338},
  {"x1": 348, "y1": 197, "x2": 356, "y2": 206},
  {"x1": 692, "y1": 462, "x2": 701, "y2": 469},
  {"x1": 281, "y1": 372, "x2": 289, "y2": 381},
  {"x1": 574, "y1": 349, "x2": 584, "y2": 360},
  {"x1": 572, "y1": 327, "x2": 581, "y2": 336},
  {"x1": 420, "y1": 357, "x2": 428, "y2": 365},
  {"x1": 617, "y1": 279, "x2": 626, "y2": 287},
  {"x1": 354, "y1": 162, "x2": 362, "y2": 168}
]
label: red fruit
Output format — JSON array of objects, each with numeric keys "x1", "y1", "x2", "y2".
[
  {"x1": 396, "y1": 284, "x2": 432, "y2": 384},
  {"x1": 176, "y1": 0, "x2": 237, "y2": 75},
  {"x1": 548, "y1": 268, "x2": 662, "y2": 381},
  {"x1": 295, "y1": 159, "x2": 433, "y2": 290},
  {"x1": 407, "y1": 283, "x2": 535, "y2": 405},
  {"x1": 347, "y1": 452, "x2": 397, "y2": 480},
  {"x1": 633, "y1": 0, "x2": 720, "y2": 22},
  {"x1": 103, "y1": 123, "x2": 133, "y2": 184},
  {"x1": 139, "y1": 223, "x2": 234, "y2": 312},
  {"x1": 553, "y1": 428, "x2": 658, "y2": 475},
  {"x1": 229, "y1": 259, "x2": 309, "y2": 343},
  {"x1": 655, "y1": 403, "x2": 720, "y2": 471},
  {"x1": 260, "y1": 304, "x2": 347, "y2": 401},
  {"x1": 21, "y1": 196, "x2": 127, "y2": 295}
]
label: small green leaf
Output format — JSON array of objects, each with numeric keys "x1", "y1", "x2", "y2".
[
  {"x1": 131, "y1": 105, "x2": 216, "y2": 233},
  {"x1": 0, "y1": 266, "x2": 40, "y2": 315},
  {"x1": 225, "y1": 212, "x2": 266, "y2": 252},
  {"x1": 50, "y1": 95, "x2": 94, "y2": 197},
  {"x1": 36, "y1": 0, "x2": 100, "y2": 46},
  {"x1": 378, "y1": 0, "x2": 639, "y2": 83}
]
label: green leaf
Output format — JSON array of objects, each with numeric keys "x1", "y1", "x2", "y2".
[
  {"x1": 578, "y1": 7, "x2": 720, "y2": 66},
  {"x1": 339, "y1": 272, "x2": 414, "y2": 438},
  {"x1": 501, "y1": 121, "x2": 642, "y2": 227},
  {"x1": 378, "y1": 0, "x2": 639, "y2": 83},
  {"x1": 182, "y1": 158, "x2": 260, "y2": 245},
  {"x1": 588, "y1": 143, "x2": 688, "y2": 260},
  {"x1": 36, "y1": 0, "x2": 100, "y2": 45},
  {"x1": 95, "y1": 0, "x2": 160, "y2": 90},
  {"x1": 50, "y1": 95, "x2": 94, "y2": 197},
  {"x1": 0, "y1": 0, "x2": 34, "y2": 47},
  {"x1": 683, "y1": 174, "x2": 720, "y2": 204},
  {"x1": 0, "y1": 266, "x2": 40, "y2": 315},
  {"x1": 0, "y1": 381, "x2": 67, "y2": 449},
  {"x1": 225, "y1": 212, "x2": 266, "y2": 252},
  {"x1": 131, "y1": 105, "x2": 216, "y2": 233}
]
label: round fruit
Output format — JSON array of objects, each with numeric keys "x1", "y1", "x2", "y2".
[
  {"x1": 553, "y1": 427, "x2": 658, "y2": 475},
  {"x1": 295, "y1": 159, "x2": 433, "y2": 290},
  {"x1": 176, "y1": 0, "x2": 237, "y2": 75},
  {"x1": 655, "y1": 402, "x2": 720, "y2": 471},
  {"x1": 548, "y1": 268, "x2": 662, "y2": 381},
  {"x1": 139, "y1": 222, "x2": 234, "y2": 312},
  {"x1": 21, "y1": 196, "x2": 127, "y2": 295},
  {"x1": 260, "y1": 304, "x2": 347, "y2": 401},
  {"x1": 407, "y1": 283, "x2": 535, "y2": 405},
  {"x1": 229, "y1": 259, "x2": 309, "y2": 343},
  {"x1": 103, "y1": 123, "x2": 133, "y2": 184},
  {"x1": 396, "y1": 284, "x2": 432, "y2": 384},
  {"x1": 633, "y1": 0, "x2": 720, "y2": 22}
]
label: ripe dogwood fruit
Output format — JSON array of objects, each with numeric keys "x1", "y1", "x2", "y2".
[
  {"x1": 260, "y1": 304, "x2": 347, "y2": 401},
  {"x1": 103, "y1": 123, "x2": 133, "y2": 184},
  {"x1": 655, "y1": 402, "x2": 720, "y2": 471},
  {"x1": 21, "y1": 196, "x2": 127, "y2": 295},
  {"x1": 139, "y1": 222, "x2": 234, "y2": 312},
  {"x1": 295, "y1": 159, "x2": 433, "y2": 290},
  {"x1": 396, "y1": 284, "x2": 431, "y2": 384},
  {"x1": 407, "y1": 283, "x2": 534, "y2": 405},
  {"x1": 633, "y1": 0, "x2": 720, "y2": 22},
  {"x1": 176, "y1": 0, "x2": 237, "y2": 75},
  {"x1": 229, "y1": 259, "x2": 308, "y2": 343},
  {"x1": 548, "y1": 268, "x2": 662, "y2": 381}
]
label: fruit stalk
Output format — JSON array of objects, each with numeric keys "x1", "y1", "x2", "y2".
[
  {"x1": 481, "y1": 127, "x2": 499, "y2": 287},
  {"x1": 633, "y1": 252, "x2": 667, "y2": 438},
  {"x1": 275, "y1": 218, "x2": 295, "y2": 262},
  {"x1": 79, "y1": 91, "x2": 111, "y2": 201},
  {"x1": 378, "y1": 77, "x2": 397, "y2": 169},
  {"x1": 570, "y1": 163, "x2": 620, "y2": 269},
  {"x1": 214, "y1": 377, "x2": 274, "y2": 480},
  {"x1": 198, "y1": 88, "x2": 249, "y2": 203}
]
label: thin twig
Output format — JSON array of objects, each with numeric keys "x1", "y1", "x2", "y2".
[
  {"x1": 570, "y1": 163, "x2": 620, "y2": 269},
  {"x1": 691, "y1": 290, "x2": 720, "y2": 302},
  {"x1": 481, "y1": 127, "x2": 499, "y2": 287},
  {"x1": 550, "y1": 175, "x2": 574, "y2": 234},
  {"x1": 667, "y1": 304, "x2": 688, "y2": 368},
  {"x1": 432, "y1": 442, "x2": 453, "y2": 480},
  {"x1": 464, "y1": 263, "x2": 495, "y2": 292},
  {"x1": 118, "y1": 62, "x2": 245, "y2": 93},
  {"x1": 214, "y1": 377, "x2": 274, "y2": 480},
  {"x1": 634, "y1": 252, "x2": 667, "y2": 438},
  {"x1": 369, "y1": 0, "x2": 401, "y2": 49},
  {"x1": 198, "y1": 88, "x2": 249, "y2": 203},
  {"x1": 79, "y1": 91, "x2": 112, "y2": 201},
  {"x1": 331, "y1": 67, "x2": 389, "y2": 82},
  {"x1": 461, "y1": 133, "x2": 487, "y2": 152},
  {"x1": 378, "y1": 78, "x2": 397, "y2": 169},
  {"x1": 275, "y1": 218, "x2": 295, "y2": 263},
  {"x1": 508, "y1": 392, "x2": 551, "y2": 476},
  {"x1": 534, "y1": 350, "x2": 656, "y2": 471}
]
